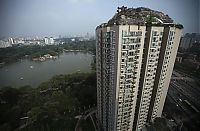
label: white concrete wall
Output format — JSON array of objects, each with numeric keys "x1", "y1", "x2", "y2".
[{"x1": 156, "y1": 27, "x2": 182, "y2": 117}]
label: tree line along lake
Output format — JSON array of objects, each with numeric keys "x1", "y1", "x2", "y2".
[{"x1": 0, "y1": 52, "x2": 93, "y2": 88}]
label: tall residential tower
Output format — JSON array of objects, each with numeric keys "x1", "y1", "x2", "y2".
[{"x1": 96, "y1": 7, "x2": 183, "y2": 131}]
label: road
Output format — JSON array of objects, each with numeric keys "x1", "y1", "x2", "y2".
[
  {"x1": 164, "y1": 70, "x2": 200, "y2": 131},
  {"x1": 75, "y1": 108, "x2": 97, "y2": 131}
]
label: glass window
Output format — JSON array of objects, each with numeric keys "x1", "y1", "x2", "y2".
[
  {"x1": 129, "y1": 51, "x2": 134, "y2": 56},
  {"x1": 123, "y1": 31, "x2": 127, "y2": 37},
  {"x1": 152, "y1": 31, "x2": 157, "y2": 36},
  {"x1": 152, "y1": 37, "x2": 156, "y2": 42},
  {"x1": 129, "y1": 45, "x2": 134, "y2": 50},
  {"x1": 136, "y1": 44, "x2": 140, "y2": 48},
  {"x1": 122, "y1": 45, "x2": 126, "y2": 49},
  {"x1": 137, "y1": 38, "x2": 141, "y2": 43},
  {"x1": 138, "y1": 31, "x2": 142, "y2": 36},
  {"x1": 130, "y1": 31, "x2": 135, "y2": 36}
]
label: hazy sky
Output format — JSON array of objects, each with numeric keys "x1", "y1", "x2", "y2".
[{"x1": 0, "y1": 0, "x2": 199, "y2": 37}]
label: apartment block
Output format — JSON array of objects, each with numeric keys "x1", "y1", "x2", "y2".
[{"x1": 96, "y1": 7, "x2": 182, "y2": 131}]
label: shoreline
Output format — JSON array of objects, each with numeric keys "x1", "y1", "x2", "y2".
[{"x1": 0, "y1": 50, "x2": 94, "y2": 67}]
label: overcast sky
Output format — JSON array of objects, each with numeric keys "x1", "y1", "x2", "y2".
[{"x1": 0, "y1": 0, "x2": 199, "y2": 37}]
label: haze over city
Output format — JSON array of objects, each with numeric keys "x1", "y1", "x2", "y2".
[
  {"x1": 0, "y1": 0, "x2": 199, "y2": 37},
  {"x1": 0, "y1": 0, "x2": 200, "y2": 131}
]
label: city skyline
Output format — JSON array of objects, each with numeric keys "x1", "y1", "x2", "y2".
[{"x1": 0, "y1": 0, "x2": 199, "y2": 37}]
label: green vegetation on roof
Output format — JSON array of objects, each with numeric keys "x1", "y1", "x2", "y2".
[
  {"x1": 97, "y1": 7, "x2": 183, "y2": 29},
  {"x1": 175, "y1": 24, "x2": 184, "y2": 29}
]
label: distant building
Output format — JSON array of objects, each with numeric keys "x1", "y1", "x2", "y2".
[
  {"x1": 44, "y1": 37, "x2": 49, "y2": 45},
  {"x1": 49, "y1": 37, "x2": 54, "y2": 44},
  {"x1": 179, "y1": 33, "x2": 200, "y2": 50},
  {"x1": 44, "y1": 37, "x2": 54, "y2": 45},
  {"x1": 71, "y1": 38, "x2": 75, "y2": 42},
  {"x1": 0, "y1": 40, "x2": 12, "y2": 48},
  {"x1": 8, "y1": 38, "x2": 14, "y2": 44},
  {"x1": 96, "y1": 7, "x2": 182, "y2": 131},
  {"x1": 191, "y1": 42, "x2": 200, "y2": 49},
  {"x1": 84, "y1": 32, "x2": 90, "y2": 40},
  {"x1": 14, "y1": 38, "x2": 25, "y2": 44}
]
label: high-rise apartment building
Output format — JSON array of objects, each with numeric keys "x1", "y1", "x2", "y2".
[
  {"x1": 179, "y1": 33, "x2": 200, "y2": 50},
  {"x1": 96, "y1": 7, "x2": 183, "y2": 131}
]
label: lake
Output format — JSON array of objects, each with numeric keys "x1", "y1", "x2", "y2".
[{"x1": 0, "y1": 52, "x2": 93, "y2": 88}]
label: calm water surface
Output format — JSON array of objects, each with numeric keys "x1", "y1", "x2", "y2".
[{"x1": 0, "y1": 52, "x2": 93, "y2": 88}]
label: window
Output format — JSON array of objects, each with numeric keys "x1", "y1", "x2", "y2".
[
  {"x1": 129, "y1": 45, "x2": 134, "y2": 50},
  {"x1": 123, "y1": 31, "x2": 127, "y2": 37},
  {"x1": 137, "y1": 31, "x2": 142, "y2": 36},
  {"x1": 152, "y1": 31, "x2": 157, "y2": 36},
  {"x1": 129, "y1": 58, "x2": 134, "y2": 62},
  {"x1": 129, "y1": 31, "x2": 135, "y2": 36},
  {"x1": 152, "y1": 37, "x2": 156, "y2": 42},
  {"x1": 137, "y1": 38, "x2": 141, "y2": 43},
  {"x1": 128, "y1": 69, "x2": 132, "y2": 73},
  {"x1": 151, "y1": 49, "x2": 155, "y2": 52},
  {"x1": 126, "y1": 85, "x2": 131, "y2": 88},
  {"x1": 134, "y1": 61, "x2": 139, "y2": 64},
  {"x1": 128, "y1": 64, "x2": 132, "y2": 68},
  {"x1": 127, "y1": 75, "x2": 132, "y2": 78},
  {"x1": 152, "y1": 42, "x2": 156, "y2": 47},
  {"x1": 136, "y1": 50, "x2": 140, "y2": 53},
  {"x1": 122, "y1": 45, "x2": 126, "y2": 49},
  {"x1": 130, "y1": 38, "x2": 135, "y2": 43},
  {"x1": 129, "y1": 51, "x2": 134, "y2": 56},
  {"x1": 122, "y1": 52, "x2": 126, "y2": 56},
  {"x1": 136, "y1": 44, "x2": 140, "y2": 48}
]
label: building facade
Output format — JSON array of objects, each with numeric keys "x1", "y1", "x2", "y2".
[{"x1": 96, "y1": 7, "x2": 182, "y2": 131}]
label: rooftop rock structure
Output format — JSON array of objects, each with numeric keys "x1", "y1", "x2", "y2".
[{"x1": 97, "y1": 6, "x2": 183, "y2": 29}]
